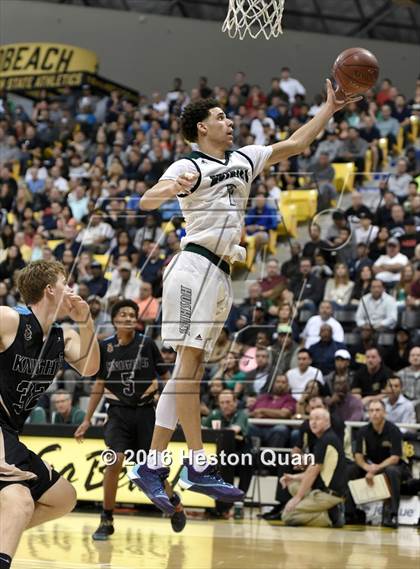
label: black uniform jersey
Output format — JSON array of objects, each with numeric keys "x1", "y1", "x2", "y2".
[
  {"x1": 98, "y1": 332, "x2": 168, "y2": 407},
  {"x1": 0, "y1": 306, "x2": 65, "y2": 431}
]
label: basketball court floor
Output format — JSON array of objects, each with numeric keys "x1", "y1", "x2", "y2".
[{"x1": 14, "y1": 512, "x2": 419, "y2": 569}]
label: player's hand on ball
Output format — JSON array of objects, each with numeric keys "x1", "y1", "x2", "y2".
[
  {"x1": 174, "y1": 172, "x2": 199, "y2": 196},
  {"x1": 74, "y1": 419, "x2": 91, "y2": 442},
  {"x1": 325, "y1": 78, "x2": 362, "y2": 112}
]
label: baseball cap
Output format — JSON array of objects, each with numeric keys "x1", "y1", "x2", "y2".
[
  {"x1": 277, "y1": 324, "x2": 292, "y2": 334},
  {"x1": 335, "y1": 349, "x2": 351, "y2": 360},
  {"x1": 119, "y1": 262, "x2": 132, "y2": 271},
  {"x1": 87, "y1": 295, "x2": 102, "y2": 303},
  {"x1": 387, "y1": 237, "x2": 399, "y2": 246},
  {"x1": 90, "y1": 261, "x2": 102, "y2": 269}
]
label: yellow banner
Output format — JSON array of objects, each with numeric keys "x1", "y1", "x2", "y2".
[
  {"x1": 22, "y1": 435, "x2": 215, "y2": 508},
  {"x1": 0, "y1": 43, "x2": 98, "y2": 77}
]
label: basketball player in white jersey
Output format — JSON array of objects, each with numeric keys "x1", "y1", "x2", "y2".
[{"x1": 129, "y1": 79, "x2": 359, "y2": 513}]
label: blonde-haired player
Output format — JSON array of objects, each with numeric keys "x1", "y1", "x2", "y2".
[{"x1": 129, "y1": 80, "x2": 360, "y2": 513}]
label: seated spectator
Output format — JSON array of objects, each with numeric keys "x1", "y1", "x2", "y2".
[
  {"x1": 238, "y1": 282, "x2": 268, "y2": 322},
  {"x1": 274, "y1": 302, "x2": 299, "y2": 340},
  {"x1": 86, "y1": 260, "x2": 108, "y2": 298},
  {"x1": 241, "y1": 346, "x2": 273, "y2": 400},
  {"x1": 397, "y1": 346, "x2": 420, "y2": 401},
  {"x1": 105, "y1": 262, "x2": 142, "y2": 304},
  {"x1": 377, "y1": 104, "x2": 400, "y2": 148},
  {"x1": 202, "y1": 390, "x2": 253, "y2": 513},
  {"x1": 323, "y1": 263, "x2": 354, "y2": 307},
  {"x1": 270, "y1": 324, "x2": 299, "y2": 374},
  {"x1": 308, "y1": 324, "x2": 346, "y2": 375},
  {"x1": 301, "y1": 301, "x2": 344, "y2": 348},
  {"x1": 399, "y1": 217, "x2": 419, "y2": 259},
  {"x1": 110, "y1": 229, "x2": 139, "y2": 266},
  {"x1": 346, "y1": 400, "x2": 410, "y2": 528},
  {"x1": 324, "y1": 349, "x2": 354, "y2": 390},
  {"x1": 286, "y1": 348, "x2": 324, "y2": 401},
  {"x1": 134, "y1": 214, "x2": 164, "y2": 251},
  {"x1": 302, "y1": 223, "x2": 330, "y2": 263},
  {"x1": 325, "y1": 210, "x2": 347, "y2": 246},
  {"x1": 355, "y1": 279, "x2": 398, "y2": 330},
  {"x1": 76, "y1": 209, "x2": 115, "y2": 254},
  {"x1": 313, "y1": 127, "x2": 341, "y2": 162},
  {"x1": 53, "y1": 222, "x2": 80, "y2": 261},
  {"x1": 311, "y1": 152, "x2": 337, "y2": 212},
  {"x1": 51, "y1": 390, "x2": 86, "y2": 425},
  {"x1": 369, "y1": 226, "x2": 391, "y2": 261},
  {"x1": 383, "y1": 327, "x2": 411, "y2": 371},
  {"x1": 384, "y1": 376, "x2": 416, "y2": 428},
  {"x1": 388, "y1": 159, "x2": 413, "y2": 204},
  {"x1": 352, "y1": 347, "x2": 392, "y2": 404},
  {"x1": 87, "y1": 295, "x2": 114, "y2": 340},
  {"x1": 135, "y1": 281, "x2": 160, "y2": 324},
  {"x1": 201, "y1": 377, "x2": 224, "y2": 417},
  {"x1": 245, "y1": 194, "x2": 279, "y2": 258},
  {"x1": 345, "y1": 191, "x2": 372, "y2": 223},
  {"x1": 336, "y1": 126, "x2": 368, "y2": 172},
  {"x1": 138, "y1": 241, "x2": 164, "y2": 294},
  {"x1": 281, "y1": 408, "x2": 347, "y2": 527},
  {"x1": 248, "y1": 374, "x2": 296, "y2": 448},
  {"x1": 349, "y1": 246, "x2": 373, "y2": 284},
  {"x1": 0, "y1": 245, "x2": 26, "y2": 282},
  {"x1": 289, "y1": 257, "x2": 325, "y2": 313},
  {"x1": 211, "y1": 351, "x2": 246, "y2": 395},
  {"x1": 258, "y1": 258, "x2": 286, "y2": 299},
  {"x1": 388, "y1": 204, "x2": 406, "y2": 238},
  {"x1": 0, "y1": 280, "x2": 16, "y2": 307},
  {"x1": 207, "y1": 328, "x2": 231, "y2": 370},
  {"x1": 295, "y1": 379, "x2": 330, "y2": 417},
  {"x1": 328, "y1": 373, "x2": 364, "y2": 422},
  {"x1": 280, "y1": 241, "x2": 302, "y2": 281},
  {"x1": 354, "y1": 212, "x2": 379, "y2": 245}
]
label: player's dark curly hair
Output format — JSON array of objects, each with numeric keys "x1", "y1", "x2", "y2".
[
  {"x1": 180, "y1": 98, "x2": 220, "y2": 143},
  {"x1": 111, "y1": 299, "x2": 139, "y2": 322}
]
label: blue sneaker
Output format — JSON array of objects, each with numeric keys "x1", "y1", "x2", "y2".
[
  {"x1": 179, "y1": 460, "x2": 244, "y2": 502},
  {"x1": 128, "y1": 464, "x2": 175, "y2": 514},
  {"x1": 170, "y1": 492, "x2": 187, "y2": 533}
]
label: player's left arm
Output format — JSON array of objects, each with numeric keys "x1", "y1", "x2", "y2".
[
  {"x1": 63, "y1": 295, "x2": 100, "y2": 376},
  {"x1": 266, "y1": 79, "x2": 361, "y2": 167}
]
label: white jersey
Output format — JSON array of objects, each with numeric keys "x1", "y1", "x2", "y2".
[{"x1": 160, "y1": 144, "x2": 272, "y2": 259}]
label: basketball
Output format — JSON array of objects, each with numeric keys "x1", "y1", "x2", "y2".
[{"x1": 332, "y1": 47, "x2": 379, "y2": 95}]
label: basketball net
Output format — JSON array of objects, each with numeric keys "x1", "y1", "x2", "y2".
[{"x1": 222, "y1": 0, "x2": 285, "y2": 40}]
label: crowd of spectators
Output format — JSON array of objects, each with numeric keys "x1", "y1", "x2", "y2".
[{"x1": 0, "y1": 69, "x2": 419, "y2": 523}]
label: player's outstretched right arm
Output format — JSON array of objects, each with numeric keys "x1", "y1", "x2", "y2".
[
  {"x1": 0, "y1": 306, "x2": 19, "y2": 352},
  {"x1": 140, "y1": 172, "x2": 198, "y2": 211}
]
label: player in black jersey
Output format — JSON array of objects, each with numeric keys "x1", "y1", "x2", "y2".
[
  {"x1": 0, "y1": 260, "x2": 100, "y2": 569},
  {"x1": 74, "y1": 300, "x2": 186, "y2": 539}
]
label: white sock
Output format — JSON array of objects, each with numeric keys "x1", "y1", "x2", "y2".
[
  {"x1": 190, "y1": 449, "x2": 208, "y2": 472},
  {"x1": 147, "y1": 450, "x2": 165, "y2": 469}
]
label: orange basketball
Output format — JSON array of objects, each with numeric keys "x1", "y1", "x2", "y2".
[{"x1": 332, "y1": 47, "x2": 379, "y2": 95}]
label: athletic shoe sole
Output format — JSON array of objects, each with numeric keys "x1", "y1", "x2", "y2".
[
  {"x1": 179, "y1": 467, "x2": 244, "y2": 502},
  {"x1": 128, "y1": 466, "x2": 175, "y2": 515}
]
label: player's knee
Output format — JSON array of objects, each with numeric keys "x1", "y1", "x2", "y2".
[
  {"x1": 62, "y1": 482, "x2": 77, "y2": 513},
  {"x1": 1, "y1": 485, "x2": 35, "y2": 522}
]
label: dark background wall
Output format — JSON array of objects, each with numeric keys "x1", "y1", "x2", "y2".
[{"x1": 1, "y1": 0, "x2": 418, "y2": 97}]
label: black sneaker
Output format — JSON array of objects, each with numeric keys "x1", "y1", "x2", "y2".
[
  {"x1": 382, "y1": 514, "x2": 398, "y2": 529},
  {"x1": 329, "y1": 503, "x2": 345, "y2": 528},
  {"x1": 262, "y1": 505, "x2": 283, "y2": 521},
  {"x1": 170, "y1": 492, "x2": 187, "y2": 533},
  {"x1": 92, "y1": 516, "x2": 115, "y2": 541}
]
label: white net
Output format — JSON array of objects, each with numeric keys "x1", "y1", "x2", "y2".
[{"x1": 222, "y1": 0, "x2": 285, "y2": 40}]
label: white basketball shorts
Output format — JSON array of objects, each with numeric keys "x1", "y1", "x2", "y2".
[{"x1": 161, "y1": 251, "x2": 232, "y2": 357}]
